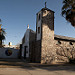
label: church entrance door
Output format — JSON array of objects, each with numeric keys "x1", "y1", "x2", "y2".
[{"x1": 24, "y1": 46, "x2": 26, "y2": 59}]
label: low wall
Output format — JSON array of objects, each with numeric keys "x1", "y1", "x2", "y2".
[{"x1": 0, "y1": 48, "x2": 19, "y2": 59}]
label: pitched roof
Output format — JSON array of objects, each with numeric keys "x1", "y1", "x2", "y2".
[{"x1": 54, "y1": 34, "x2": 75, "y2": 42}]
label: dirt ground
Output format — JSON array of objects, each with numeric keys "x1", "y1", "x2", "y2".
[{"x1": 0, "y1": 59, "x2": 75, "y2": 75}]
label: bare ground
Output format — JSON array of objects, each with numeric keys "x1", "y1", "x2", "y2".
[{"x1": 0, "y1": 59, "x2": 75, "y2": 75}]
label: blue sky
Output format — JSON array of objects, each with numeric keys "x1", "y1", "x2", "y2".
[{"x1": 0, "y1": 0, "x2": 75, "y2": 45}]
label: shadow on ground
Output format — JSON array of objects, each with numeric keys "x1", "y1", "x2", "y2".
[{"x1": 0, "y1": 59, "x2": 75, "y2": 72}]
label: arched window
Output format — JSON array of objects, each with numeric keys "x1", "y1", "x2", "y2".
[
  {"x1": 43, "y1": 10, "x2": 46, "y2": 14},
  {"x1": 69, "y1": 42, "x2": 73, "y2": 45},
  {"x1": 58, "y1": 40, "x2": 61, "y2": 44},
  {"x1": 56, "y1": 40, "x2": 61, "y2": 45}
]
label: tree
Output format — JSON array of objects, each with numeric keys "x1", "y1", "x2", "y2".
[
  {"x1": 0, "y1": 24, "x2": 6, "y2": 47},
  {"x1": 62, "y1": 0, "x2": 75, "y2": 27}
]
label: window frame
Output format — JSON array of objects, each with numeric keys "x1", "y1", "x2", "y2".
[{"x1": 38, "y1": 27, "x2": 40, "y2": 34}]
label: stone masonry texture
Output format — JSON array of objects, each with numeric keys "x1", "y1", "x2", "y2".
[{"x1": 41, "y1": 10, "x2": 55, "y2": 64}]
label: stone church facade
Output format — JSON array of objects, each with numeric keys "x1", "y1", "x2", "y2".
[{"x1": 21, "y1": 6, "x2": 75, "y2": 64}]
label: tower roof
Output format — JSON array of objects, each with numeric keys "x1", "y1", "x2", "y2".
[
  {"x1": 36, "y1": 7, "x2": 55, "y2": 15},
  {"x1": 36, "y1": 2, "x2": 55, "y2": 15},
  {"x1": 41, "y1": 1, "x2": 54, "y2": 12},
  {"x1": 41, "y1": 7, "x2": 55, "y2": 13}
]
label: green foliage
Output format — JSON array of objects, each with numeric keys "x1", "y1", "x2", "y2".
[
  {"x1": 0, "y1": 34, "x2": 5, "y2": 40},
  {"x1": 1, "y1": 28, "x2": 6, "y2": 35},
  {"x1": 0, "y1": 20, "x2": 6, "y2": 46},
  {"x1": 62, "y1": 0, "x2": 75, "y2": 26}
]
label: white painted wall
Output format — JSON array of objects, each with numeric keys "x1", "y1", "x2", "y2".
[
  {"x1": 0, "y1": 48, "x2": 19, "y2": 58},
  {"x1": 36, "y1": 11, "x2": 42, "y2": 40},
  {"x1": 22, "y1": 45, "x2": 24, "y2": 57},
  {"x1": 22, "y1": 29, "x2": 30, "y2": 58},
  {"x1": 4, "y1": 45, "x2": 18, "y2": 49}
]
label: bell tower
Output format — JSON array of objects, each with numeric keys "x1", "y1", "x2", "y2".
[
  {"x1": 36, "y1": 2, "x2": 54, "y2": 63},
  {"x1": 36, "y1": 2, "x2": 54, "y2": 41}
]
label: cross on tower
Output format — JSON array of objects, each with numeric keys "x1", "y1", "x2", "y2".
[{"x1": 45, "y1": 2, "x2": 47, "y2": 8}]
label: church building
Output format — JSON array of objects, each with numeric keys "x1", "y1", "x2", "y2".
[{"x1": 21, "y1": 3, "x2": 75, "y2": 64}]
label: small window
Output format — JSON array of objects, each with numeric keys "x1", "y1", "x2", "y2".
[
  {"x1": 56, "y1": 40, "x2": 61, "y2": 44},
  {"x1": 43, "y1": 10, "x2": 46, "y2": 14},
  {"x1": 38, "y1": 27, "x2": 40, "y2": 33},
  {"x1": 58, "y1": 40, "x2": 61, "y2": 44},
  {"x1": 70, "y1": 42, "x2": 73, "y2": 45},
  {"x1": 38, "y1": 14, "x2": 40, "y2": 20}
]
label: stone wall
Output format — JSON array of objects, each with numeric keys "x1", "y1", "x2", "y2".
[
  {"x1": 54, "y1": 40, "x2": 75, "y2": 63},
  {"x1": 29, "y1": 40, "x2": 41, "y2": 63},
  {"x1": 41, "y1": 10, "x2": 55, "y2": 64},
  {"x1": 41, "y1": 38, "x2": 75, "y2": 64},
  {"x1": 29, "y1": 41, "x2": 35, "y2": 62},
  {"x1": 35, "y1": 40, "x2": 41, "y2": 62}
]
